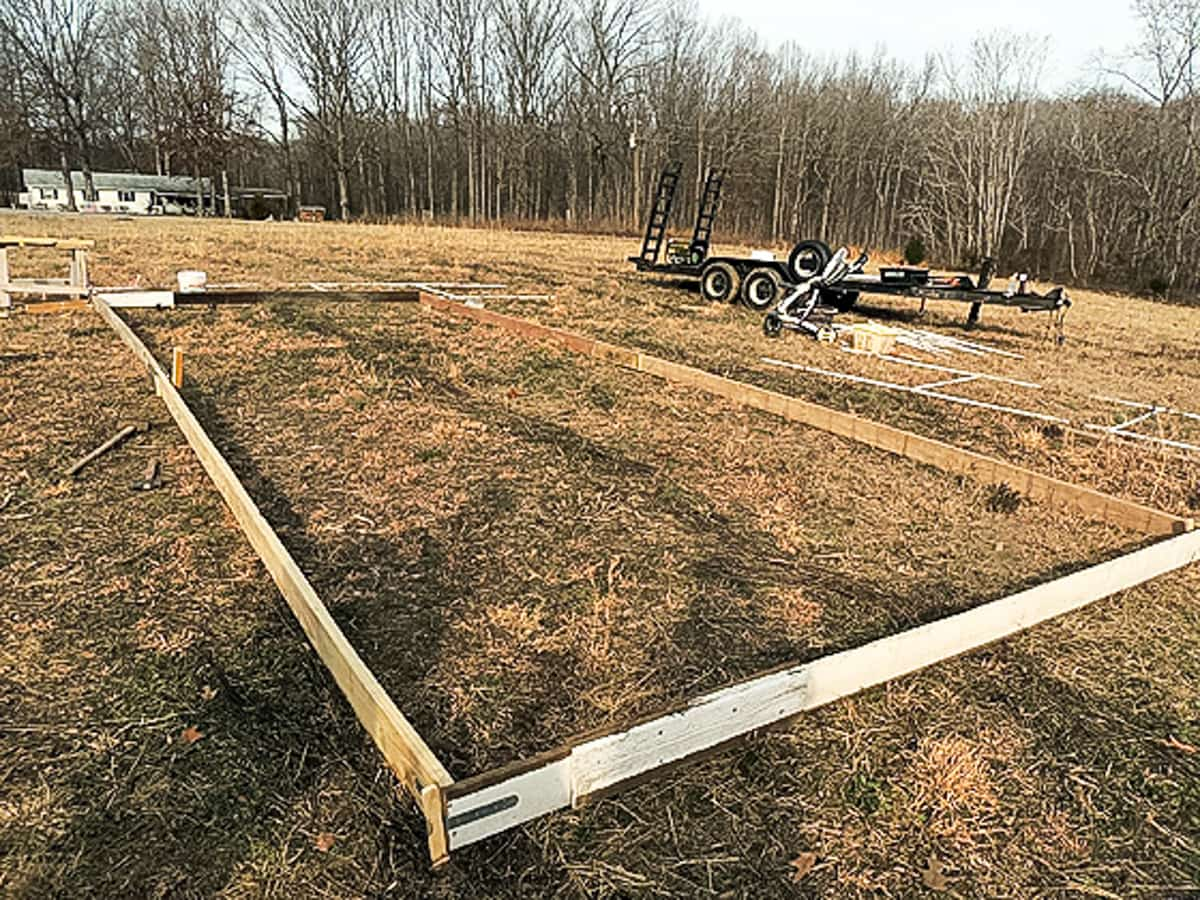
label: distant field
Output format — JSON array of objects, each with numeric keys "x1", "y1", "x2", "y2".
[{"x1": 2, "y1": 212, "x2": 1199, "y2": 897}]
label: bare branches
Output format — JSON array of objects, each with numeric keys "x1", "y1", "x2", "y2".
[
  {"x1": 1127, "y1": 0, "x2": 1200, "y2": 106},
  {"x1": 0, "y1": 0, "x2": 111, "y2": 204},
  {"x1": 256, "y1": 0, "x2": 377, "y2": 218},
  {"x1": 3, "y1": 0, "x2": 1200, "y2": 296}
]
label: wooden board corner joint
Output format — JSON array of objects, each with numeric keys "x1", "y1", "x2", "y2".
[{"x1": 422, "y1": 784, "x2": 450, "y2": 868}]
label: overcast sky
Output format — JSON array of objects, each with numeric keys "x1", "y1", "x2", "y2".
[{"x1": 693, "y1": 0, "x2": 1142, "y2": 92}]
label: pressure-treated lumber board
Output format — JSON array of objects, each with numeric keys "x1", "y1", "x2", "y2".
[
  {"x1": 1, "y1": 282, "x2": 90, "y2": 297},
  {"x1": 174, "y1": 288, "x2": 422, "y2": 305},
  {"x1": 417, "y1": 294, "x2": 641, "y2": 369},
  {"x1": 442, "y1": 527, "x2": 1200, "y2": 850},
  {"x1": 417, "y1": 293, "x2": 1192, "y2": 536},
  {"x1": 0, "y1": 234, "x2": 94, "y2": 249},
  {"x1": 93, "y1": 297, "x2": 455, "y2": 864},
  {"x1": 21, "y1": 300, "x2": 89, "y2": 314},
  {"x1": 635, "y1": 356, "x2": 1190, "y2": 535}
]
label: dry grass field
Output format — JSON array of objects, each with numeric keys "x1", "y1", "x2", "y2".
[{"x1": 2, "y1": 211, "x2": 1199, "y2": 898}]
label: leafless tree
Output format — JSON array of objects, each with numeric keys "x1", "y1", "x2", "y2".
[
  {"x1": 494, "y1": 0, "x2": 569, "y2": 218},
  {"x1": 269, "y1": 0, "x2": 375, "y2": 219},
  {"x1": 1109, "y1": 0, "x2": 1200, "y2": 106},
  {"x1": 232, "y1": 0, "x2": 301, "y2": 214},
  {"x1": 0, "y1": 0, "x2": 112, "y2": 207},
  {"x1": 0, "y1": 28, "x2": 41, "y2": 188},
  {"x1": 569, "y1": 0, "x2": 657, "y2": 223},
  {"x1": 908, "y1": 35, "x2": 1045, "y2": 264},
  {"x1": 9, "y1": 0, "x2": 1200, "y2": 297}
]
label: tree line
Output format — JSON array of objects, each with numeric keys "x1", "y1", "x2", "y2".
[{"x1": 1, "y1": 0, "x2": 1198, "y2": 297}]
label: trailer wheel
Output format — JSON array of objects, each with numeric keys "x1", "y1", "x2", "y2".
[
  {"x1": 741, "y1": 268, "x2": 782, "y2": 311},
  {"x1": 700, "y1": 261, "x2": 740, "y2": 303},
  {"x1": 763, "y1": 312, "x2": 784, "y2": 338},
  {"x1": 788, "y1": 240, "x2": 832, "y2": 282}
]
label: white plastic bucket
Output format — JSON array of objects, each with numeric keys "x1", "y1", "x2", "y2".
[{"x1": 177, "y1": 270, "x2": 207, "y2": 293}]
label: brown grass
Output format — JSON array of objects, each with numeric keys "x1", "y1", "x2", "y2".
[{"x1": 2, "y1": 211, "x2": 1199, "y2": 898}]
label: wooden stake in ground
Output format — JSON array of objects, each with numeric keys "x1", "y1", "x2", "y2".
[
  {"x1": 172, "y1": 348, "x2": 184, "y2": 388},
  {"x1": 0, "y1": 245, "x2": 10, "y2": 316}
]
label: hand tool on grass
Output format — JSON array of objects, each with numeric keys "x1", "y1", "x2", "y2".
[
  {"x1": 131, "y1": 459, "x2": 162, "y2": 491},
  {"x1": 64, "y1": 421, "x2": 151, "y2": 479}
]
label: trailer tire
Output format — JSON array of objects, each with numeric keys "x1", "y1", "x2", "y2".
[
  {"x1": 788, "y1": 239, "x2": 832, "y2": 282},
  {"x1": 700, "y1": 261, "x2": 740, "y2": 303},
  {"x1": 741, "y1": 268, "x2": 783, "y2": 311}
]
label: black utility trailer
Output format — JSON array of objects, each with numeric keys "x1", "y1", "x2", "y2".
[
  {"x1": 629, "y1": 161, "x2": 819, "y2": 312},
  {"x1": 629, "y1": 162, "x2": 1070, "y2": 325}
]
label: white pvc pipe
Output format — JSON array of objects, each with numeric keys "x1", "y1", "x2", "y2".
[
  {"x1": 760, "y1": 357, "x2": 1069, "y2": 425},
  {"x1": 1106, "y1": 409, "x2": 1160, "y2": 433},
  {"x1": 843, "y1": 349, "x2": 1044, "y2": 390},
  {"x1": 915, "y1": 374, "x2": 981, "y2": 391},
  {"x1": 1085, "y1": 424, "x2": 1200, "y2": 454}
]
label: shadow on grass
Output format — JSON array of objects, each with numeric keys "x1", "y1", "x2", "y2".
[
  {"x1": 961, "y1": 643, "x2": 1200, "y2": 888},
  {"x1": 60, "y1": 301, "x2": 1175, "y2": 896},
  {"x1": 14, "y1": 388, "x2": 452, "y2": 895}
]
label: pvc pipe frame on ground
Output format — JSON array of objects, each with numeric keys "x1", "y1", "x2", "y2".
[{"x1": 93, "y1": 293, "x2": 1199, "y2": 866}]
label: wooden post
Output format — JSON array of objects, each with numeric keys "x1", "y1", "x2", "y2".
[
  {"x1": 71, "y1": 248, "x2": 89, "y2": 296},
  {"x1": 967, "y1": 257, "x2": 995, "y2": 327},
  {"x1": 172, "y1": 348, "x2": 184, "y2": 388},
  {"x1": 0, "y1": 246, "x2": 10, "y2": 316}
]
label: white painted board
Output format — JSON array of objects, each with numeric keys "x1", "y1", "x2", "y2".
[
  {"x1": 446, "y1": 528, "x2": 1200, "y2": 851},
  {"x1": 95, "y1": 290, "x2": 175, "y2": 309}
]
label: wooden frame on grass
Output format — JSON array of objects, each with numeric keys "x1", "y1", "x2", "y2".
[
  {"x1": 93, "y1": 292, "x2": 1198, "y2": 866},
  {"x1": 0, "y1": 235, "x2": 92, "y2": 315}
]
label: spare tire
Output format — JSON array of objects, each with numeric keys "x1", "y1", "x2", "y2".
[
  {"x1": 741, "y1": 267, "x2": 783, "y2": 311},
  {"x1": 699, "y1": 261, "x2": 740, "y2": 303},
  {"x1": 787, "y1": 239, "x2": 832, "y2": 282}
]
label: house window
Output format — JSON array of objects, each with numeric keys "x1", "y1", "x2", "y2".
[
  {"x1": 118, "y1": 190, "x2": 135, "y2": 203},
  {"x1": 39, "y1": 187, "x2": 58, "y2": 200}
]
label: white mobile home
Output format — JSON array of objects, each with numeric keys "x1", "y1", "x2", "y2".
[{"x1": 19, "y1": 169, "x2": 214, "y2": 215}]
